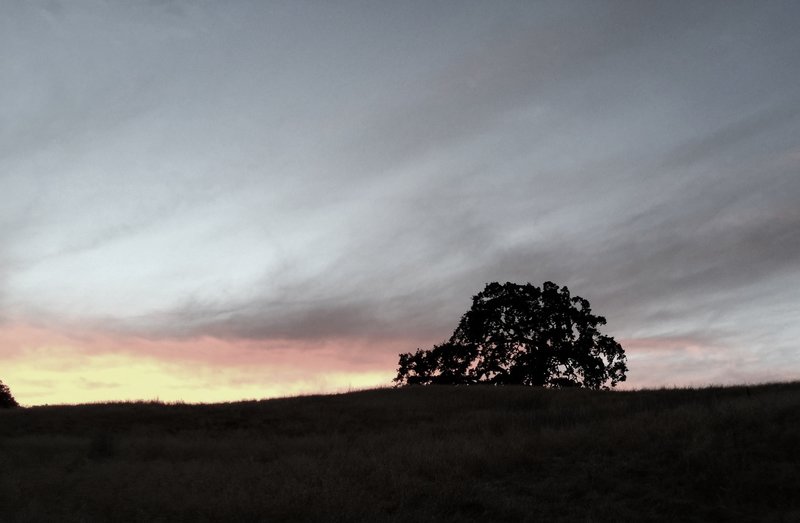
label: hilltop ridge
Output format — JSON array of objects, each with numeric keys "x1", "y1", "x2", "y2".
[{"x1": 2, "y1": 382, "x2": 799, "y2": 522}]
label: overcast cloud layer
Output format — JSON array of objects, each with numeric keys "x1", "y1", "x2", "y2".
[{"x1": 2, "y1": 1, "x2": 799, "y2": 400}]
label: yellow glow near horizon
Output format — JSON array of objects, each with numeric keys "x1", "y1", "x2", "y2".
[
  {"x1": 0, "y1": 324, "x2": 396, "y2": 406},
  {"x1": 4, "y1": 349, "x2": 393, "y2": 406}
]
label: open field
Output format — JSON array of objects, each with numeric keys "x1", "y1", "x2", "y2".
[{"x1": 1, "y1": 382, "x2": 799, "y2": 522}]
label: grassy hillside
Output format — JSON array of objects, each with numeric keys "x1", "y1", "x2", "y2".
[{"x1": 1, "y1": 382, "x2": 799, "y2": 522}]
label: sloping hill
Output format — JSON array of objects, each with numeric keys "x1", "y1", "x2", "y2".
[{"x1": 1, "y1": 383, "x2": 799, "y2": 522}]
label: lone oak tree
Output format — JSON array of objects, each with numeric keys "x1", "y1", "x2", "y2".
[{"x1": 395, "y1": 281, "x2": 627, "y2": 389}]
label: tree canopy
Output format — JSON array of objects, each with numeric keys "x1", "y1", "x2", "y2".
[
  {"x1": 1, "y1": 379, "x2": 19, "y2": 408},
  {"x1": 395, "y1": 281, "x2": 627, "y2": 390}
]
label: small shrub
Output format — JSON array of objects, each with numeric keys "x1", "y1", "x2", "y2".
[{"x1": 0, "y1": 380, "x2": 19, "y2": 409}]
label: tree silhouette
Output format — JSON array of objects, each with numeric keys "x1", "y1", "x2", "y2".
[
  {"x1": 395, "y1": 281, "x2": 627, "y2": 389},
  {"x1": 0, "y1": 379, "x2": 19, "y2": 408}
]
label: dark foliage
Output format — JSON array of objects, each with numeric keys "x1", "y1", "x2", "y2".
[
  {"x1": 0, "y1": 379, "x2": 19, "y2": 408},
  {"x1": 395, "y1": 281, "x2": 627, "y2": 389}
]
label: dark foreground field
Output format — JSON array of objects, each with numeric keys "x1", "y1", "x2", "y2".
[{"x1": 1, "y1": 383, "x2": 799, "y2": 522}]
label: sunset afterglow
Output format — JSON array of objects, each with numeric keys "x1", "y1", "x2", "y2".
[{"x1": 2, "y1": 1, "x2": 799, "y2": 405}]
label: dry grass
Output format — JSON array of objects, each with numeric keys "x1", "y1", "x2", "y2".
[{"x1": 1, "y1": 382, "x2": 799, "y2": 522}]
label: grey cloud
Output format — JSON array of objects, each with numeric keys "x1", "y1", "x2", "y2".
[
  {"x1": 342, "y1": 2, "x2": 717, "y2": 174},
  {"x1": 659, "y1": 102, "x2": 800, "y2": 172},
  {"x1": 2, "y1": 1, "x2": 800, "y2": 386},
  {"x1": 110, "y1": 167, "x2": 799, "y2": 347},
  {"x1": 98, "y1": 274, "x2": 464, "y2": 345},
  {"x1": 80, "y1": 136, "x2": 800, "y2": 352}
]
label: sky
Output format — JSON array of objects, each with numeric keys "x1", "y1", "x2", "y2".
[{"x1": 2, "y1": 1, "x2": 799, "y2": 405}]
